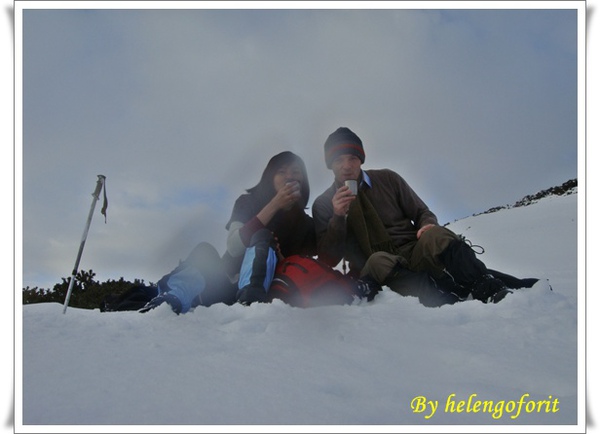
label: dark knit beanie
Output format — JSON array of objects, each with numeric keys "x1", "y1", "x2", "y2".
[{"x1": 324, "y1": 127, "x2": 365, "y2": 169}]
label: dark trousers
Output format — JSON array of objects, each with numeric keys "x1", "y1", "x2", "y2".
[{"x1": 360, "y1": 226, "x2": 459, "y2": 283}]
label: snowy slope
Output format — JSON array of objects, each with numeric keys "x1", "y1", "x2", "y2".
[{"x1": 18, "y1": 191, "x2": 581, "y2": 432}]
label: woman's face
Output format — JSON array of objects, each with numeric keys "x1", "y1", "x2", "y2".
[{"x1": 273, "y1": 162, "x2": 304, "y2": 192}]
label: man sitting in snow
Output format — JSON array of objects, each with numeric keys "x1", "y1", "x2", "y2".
[{"x1": 312, "y1": 127, "x2": 538, "y2": 307}]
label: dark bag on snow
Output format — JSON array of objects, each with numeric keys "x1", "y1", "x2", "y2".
[
  {"x1": 100, "y1": 285, "x2": 159, "y2": 312},
  {"x1": 269, "y1": 255, "x2": 362, "y2": 308}
]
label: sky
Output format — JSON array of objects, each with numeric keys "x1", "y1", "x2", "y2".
[{"x1": 15, "y1": 1, "x2": 583, "y2": 291}]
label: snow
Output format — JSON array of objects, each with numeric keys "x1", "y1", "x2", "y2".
[{"x1": 17, "y1": 192, "x2": 584, "y2": 433}]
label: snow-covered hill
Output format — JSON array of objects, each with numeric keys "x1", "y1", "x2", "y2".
[{"x1": 18, "y1": 189, "x2": 581, "y2": 432}]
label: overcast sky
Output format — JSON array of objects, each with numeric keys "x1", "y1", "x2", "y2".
[{"x1": 17, "y1": 1, "x2": 583, "y2": 290}]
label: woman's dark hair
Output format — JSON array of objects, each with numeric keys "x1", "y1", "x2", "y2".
[{"x1": 246, "y1": 151, "x2": 310, "y2": 209}]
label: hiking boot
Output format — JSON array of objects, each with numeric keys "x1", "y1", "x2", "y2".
[
  {"x1": 139, "y1": 293, "x2": 182, "y2": 314},
  {"x1": 237, "y1": 285, "x2": 269, "y2": 306},
  {"x1": 355, "y1": 277, "x2": 382, "y2": 301},
  {"x1": 436, "y1": 272, "x2": 471, "y2": 301},
  {"x1": 471, "y1": 274, "x2": 512, "y2": 304}
]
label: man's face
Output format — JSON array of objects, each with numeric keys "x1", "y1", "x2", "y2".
[{"x1": 331, "y1": 154, "x2": 362, "y2": 184}]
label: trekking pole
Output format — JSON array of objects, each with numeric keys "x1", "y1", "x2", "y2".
[{"x1": 62, "y1": 175, "x2": 107, "y2": 314}]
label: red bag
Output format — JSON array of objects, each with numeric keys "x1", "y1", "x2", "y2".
[{"x1": 269, "y1": 255, "x2": 361, "y2": 308}]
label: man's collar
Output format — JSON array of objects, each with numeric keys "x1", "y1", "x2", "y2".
[
  {"x1": 360, "y1": 170, "x2": 372, "y2": 189},
  {"x1": 334, "y1": 170, "x2": 372, "y2": 189}
]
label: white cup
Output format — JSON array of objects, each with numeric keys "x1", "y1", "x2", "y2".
[
  {"x1": 344, "y1": 180, "x2": 358, "y2": 195},
  {"x1": 286, "y1": 181, "x2": 301, "y2": 198}
]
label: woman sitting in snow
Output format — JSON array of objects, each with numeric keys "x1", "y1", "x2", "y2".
[
  {"x1": 137, "y1": 151, "x2": 323, "y2": 312},
  {"x1": 222, "y1": 150, "x2": 318, "y2": 305}
]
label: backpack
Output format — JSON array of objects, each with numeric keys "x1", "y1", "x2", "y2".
[
  {"x1": 269, "y1": 255, "x2": 362, "y2": 308},
  {"x1": 100, "y1": 284, "x2": 159, "y2": 312}
]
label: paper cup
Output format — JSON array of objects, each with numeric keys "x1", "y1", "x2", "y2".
[
  {"x1": 286, "y1": 181, "x2": 301, "y2": 198},
  {"x1": 344, "y1": 180, "x2": 358, "y2": 195}
]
